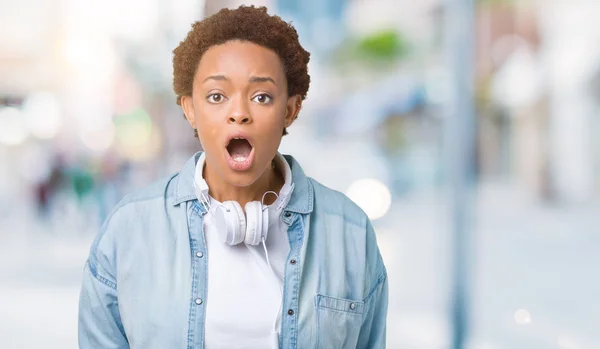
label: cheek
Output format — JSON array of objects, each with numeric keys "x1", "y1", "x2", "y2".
[
  {"x1": 194, "y1": 105, "x2": 222, "y2": 135},
  {"x1": 260, "y1": 117, "x2": 285, "y2": 138},
  {"x1": 195, "y1": 105, "x2": 220, "y2": 124},
  {"x1": 197, "y1": 126, "x2": 219, "y2": 145},
  {"x1": 256, "y1": 105, "x2": 286, "y2": 127},
  {"x1": 260, "y1": 112, "x2": 285, "y2": 145},
  {"x1": 195, "y1": 121, "x2": 220, "y2": 150}
]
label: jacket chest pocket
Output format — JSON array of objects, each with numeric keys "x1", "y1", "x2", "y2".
[{"x1": 315, "y1": 294, "x2": 364, "y2": 349}]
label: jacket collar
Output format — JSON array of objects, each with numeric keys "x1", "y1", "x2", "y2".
[{"x1": 172, "y1": 151, "x2": 313, "y2": 214}]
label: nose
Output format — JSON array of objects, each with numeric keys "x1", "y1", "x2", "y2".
[
  {"x1": 228, "y1": 99, "x2": 252, "y2": 125},
  {"x1": 229, "y1": 114, "x2": 251, "y2": 124}
]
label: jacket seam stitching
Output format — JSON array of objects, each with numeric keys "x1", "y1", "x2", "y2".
[
  {"x1": 88, "y1": 261, "x2": 117, "y2": 290},
  {"x1": 363, "y1": 270, "x2": 387, "y2": 303},
  {"x1": 317, "y1": 305, "x2": 364, "y2": 315}
]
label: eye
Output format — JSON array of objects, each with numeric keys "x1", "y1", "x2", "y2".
[
  {"x1": 207, "y1": 93, "x2": 226, "y2": 104},
  {"x1": 252, "y1": 93, "x2": 272, "y2": 104}
]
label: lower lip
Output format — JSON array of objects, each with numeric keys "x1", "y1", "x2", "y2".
[{"x1": 225, "y1": 148, "x2": 255, "y2": 171}]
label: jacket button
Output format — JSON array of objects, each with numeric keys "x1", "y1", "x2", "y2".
[
  {"x1": 284, "y1": 212, "x2": 292, "y2": 218},
  {"x1": 196, "y1": 251, "x2": 204, "y2": 258},
  {"x1": 290, "y1": 259, "x2": 297, "y2": 265},
  {"x1": 195, "y1": 298, "x2": 203, "y2": 305},
  {"x1": 287, "y1": 309, "x2": 294, "y2": 316}
]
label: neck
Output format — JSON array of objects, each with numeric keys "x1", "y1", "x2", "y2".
[{"x1": 203, "y1": 158, "x2": 284, "y2": 208}]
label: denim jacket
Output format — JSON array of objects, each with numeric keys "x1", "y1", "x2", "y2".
[{"x1": 78, "y1": 152, "x2": 388, "y2": 349}]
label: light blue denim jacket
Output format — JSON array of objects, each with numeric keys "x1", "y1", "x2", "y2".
[{"x1": 78, "y1": 152, "x2": 388, "y2": 349}]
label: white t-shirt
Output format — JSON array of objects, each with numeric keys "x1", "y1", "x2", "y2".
[{"x1": 195, "y1": 153, "x2": 293, "y2": 349}]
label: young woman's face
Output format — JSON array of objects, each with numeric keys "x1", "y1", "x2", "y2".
[{"x1": 182, "y1": 40, "x2": 300, "y2": 187}]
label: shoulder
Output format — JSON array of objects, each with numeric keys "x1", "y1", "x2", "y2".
[
  {"x1": 102, "y1": 172, "x2": 179, "y2": 233},
  {"x1": 308, "y1": 177, "x2": 368, "y2": 228},
  {"x1": 97, "y1": 173, "x2": 178, "y2": 234},
  {"x1": 116, "y1": 173, "x2": 178, "y2": 209},
  {"x1": 87, "y1": 173, "x2": 179, "y2": 272}
]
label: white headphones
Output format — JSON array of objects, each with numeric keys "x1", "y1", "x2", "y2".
[{"x1": 193, "y1": 152, "x2": 294, "y2": 246}]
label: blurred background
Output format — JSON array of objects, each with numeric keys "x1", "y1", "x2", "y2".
[{"x1": 1, "y1": 0, "x2": 600, "y2": 348}]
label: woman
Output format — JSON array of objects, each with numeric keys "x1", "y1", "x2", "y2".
[{"x1": 78, "y1": 6, "x2": 388, "y2": 349}]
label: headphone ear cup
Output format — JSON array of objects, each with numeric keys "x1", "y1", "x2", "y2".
[
  {"x1": 220, "y1": 201, "x2": 246, "y2": 245},
  {"x1": 244, "y1": 201, "x2": 264, "y2": 245}
]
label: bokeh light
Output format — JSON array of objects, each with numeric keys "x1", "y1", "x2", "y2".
[
  {"x1": 514, "y1": 309, "x2": 532, "y2": 325},
  {"x1": 114, "y1": 108, "x2": 158, "y2": 161},
  {"x1": 0, "y1": 107, "x2": 28, "y2": 146},
  {"x1": 346, "y1": 178, "x2": 392, "y2": 220},
  {"x1": 22, "y1": 92, "x2": 62, "y2": 139},
  {"x1": 80, "y1": 121, "x2": 116, "y2": 153}
]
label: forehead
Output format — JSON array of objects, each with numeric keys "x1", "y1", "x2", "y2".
[{"x1": 195, "y1": 40, "x2": 286, "y2": 83}]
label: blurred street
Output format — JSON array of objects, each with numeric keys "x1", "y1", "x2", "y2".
[{"x1": 3, "y1": 0, "x2": 600, "y2": 348}]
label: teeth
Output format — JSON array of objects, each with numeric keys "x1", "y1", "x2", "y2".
[{"x1": 233, "y1": 156, "x2": 247, "y2": 162}]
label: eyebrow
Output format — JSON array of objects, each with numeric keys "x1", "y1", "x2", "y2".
[
  {"x1": 202, "y1": 75, "x2": 276, "y2": 86},
  {"x1": 249, "y1": 76, "x2": 276, "y2": 86},
  {"x1": 203, "y1": 75, "x2": 228, "y2": 83}
]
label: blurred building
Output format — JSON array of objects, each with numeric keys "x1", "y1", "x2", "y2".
[{"x1": 475, "y1": 0, "x2": 600, "y2": 203}]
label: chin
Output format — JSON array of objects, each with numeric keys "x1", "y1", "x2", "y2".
[{"x1": 223, "y1": 170, "x2": 262, "y2": 188}]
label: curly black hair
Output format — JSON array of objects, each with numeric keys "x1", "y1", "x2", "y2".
[{"x1": 173, "y1": 5, "x2": 311, "y2": 137}]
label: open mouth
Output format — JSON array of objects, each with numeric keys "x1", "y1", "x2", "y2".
[
  {"x1": 226, "y1": 137, "x2": 253, "y2": 162},
  {"x1": 224, "y1": 135, "x2": 255, "y2": 171}
]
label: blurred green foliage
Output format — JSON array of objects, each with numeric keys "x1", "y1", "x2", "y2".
[
  {"x1": 330, "y1": 29, "x2": 410, "y2": 71},
  {"x1": 355, "y1": 30, "x2": 408, "y2": 61}
]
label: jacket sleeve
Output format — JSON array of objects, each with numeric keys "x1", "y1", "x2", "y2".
[
  {"x1": 356, "y1": 220, "x2": 389, "y2": 349},
  {"x1": 78, "y1": 210, "x2": 129, "y2": 349}
]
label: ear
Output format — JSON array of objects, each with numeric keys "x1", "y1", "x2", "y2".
[
  {"x1": 181, "y1": 95, "x2": 196, "y2": 129},
  {"x1": 285, "y1": 94, "x2": 302, "y2": 128}
]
